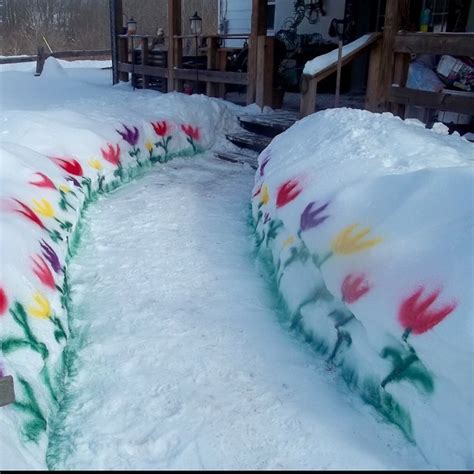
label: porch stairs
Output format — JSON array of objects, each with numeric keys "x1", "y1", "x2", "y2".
[{"x1": 214, "y1": 111, "x2": 299, "y2": 169}]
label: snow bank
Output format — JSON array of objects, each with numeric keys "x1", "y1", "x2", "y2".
[
  {"x1": 251, "y1": 108, "x2": 473, "y2": 469},
  {"x1": 0, "y1": 58, "x2": 239, "y2": 468}
]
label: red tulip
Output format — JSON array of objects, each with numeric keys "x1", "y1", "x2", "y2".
[
  {"x1": 398, "y1": 287, "x2": 457, "y2": 335},
  {"x1": 152, "y1": 121, "x2": 168, "y2": 137},
  {"x1": 50, "y1": 157, "x2": 83, "y2": 176},
  {"x1": 0, "y1": 287, "x2": 7, "y2": 315},
  {"x1": 276, "y1": 179, "x2": 302, "y2": 208},
  {"x1": 31, "y1": 255, "x2": 55, "y2": 289},
  {"x1": 29, "y1": 172, "x2": 56, "y2": 190},
  {"x1": 12, "y1": 199, "x2": 46, "y2": 229},
  {"x1": 101, "y1": 144, "x2": 121, "y2": 166},
  {"x1": 181, "y1": 125, "x2": 200, "y2": 141},
  {"x1": 341, "y1": 274, "x2": 370, "y2": 304}
]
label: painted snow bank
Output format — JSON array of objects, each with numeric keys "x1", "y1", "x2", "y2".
[
  {"x1": 0, "y1": 58, "x2": 241, "y2": 469},
  {"x1": 251, "y1": 108, "x2": 474, "y2": 470}
]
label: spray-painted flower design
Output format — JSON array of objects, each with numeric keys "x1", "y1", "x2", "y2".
[
  {"x1": 332, "y1": 224, "x2": 382, "y2": 256},
  {"x1": 341, "y1": 274, "x2": 370, "y2": 304},
  {"x1": 276, "y1": 179, "x2": 302, "y2": 208},
  {"x1": 181, "y1": 124, "x2": 200, "y2": 153},
  {"x1": 29, "y1": 173, "x2": 56, "y2": 190}
]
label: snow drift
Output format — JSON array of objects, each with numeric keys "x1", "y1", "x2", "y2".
[
  {"x1": 0, "y1": 58, "x2": 240, "y2": 469},
  {"x1": 251, "y1": 108, "x2": 473, "y2": 469}
]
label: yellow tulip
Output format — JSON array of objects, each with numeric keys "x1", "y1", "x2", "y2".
[
  {"x1": 261, "y1": 184, "x2": 269, "y2": 205},
  {"x1": 88, "y1": 159, "x2": 103, "y2": 171},
  {"x1": 28, "y1": 292, "x2": 52, "y2": 319},
  {"x1": 59, "y1": 184, "x2": 71, "y2": 193},
  {"x1": 145, "y1": 141, "x2": 154, "y2": 153},
  {"x1": 332, "y1": 223, "x2": 382, "y2": 255},
  {"x1": 283, "y1": 235, "x2": 295, "y2": 248},
  {"x1": 32, "y1": 198, "x2": 55, "y2": 218}
]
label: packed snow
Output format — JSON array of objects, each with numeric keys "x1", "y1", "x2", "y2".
[
  {"x1": 252, "y1": 109, "x2": 473, "y2": 469},
  {"x1": 0, "y1": 58, "x2": 472, "y2": 470}
]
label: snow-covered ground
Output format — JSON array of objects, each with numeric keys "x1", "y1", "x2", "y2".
[
  {"x1": 0, "y1": 58, "x2": 472, "y2": 470},
  {"x1": 46, "y1": 157, "x2": 430, "y2": 470}
]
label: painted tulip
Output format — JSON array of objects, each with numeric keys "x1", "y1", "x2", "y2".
[
  {"x1": 145, "y1": 141, "x2": 154, "y2": 153},
  {"x1": 252, "y1": 184, "x2": 262, "y2": 198},
  {"x1": 276, "y1": 179, "x2": 302, "y2": 208},
  {"x1": 32, "y1": 198, "x2": 55, "y2": 218},
  {"x1": 0, "y1": 287, "x2": 7, "y2": 315},
  {"x1": 59, "y1": 184, "x2": 71, "y2": 193},
  {"x1": 181, "y1": 124, "x2": 200, "y2": 141},
  {"x1": 300, "y1": 201, "x2": 330, "y2": 232},
  {"x1": 341, "y1": 274, "x2": 370, "y2": 304},
  {"x1": 32, "y1": 255, "x2": 55, "y2": 290},
  {"x1": 101, "y1": 143, "x2": 121, "y2": 166},
  {"x1": 259, "y1": 156, "x2": 270, "y2": 177},
  {"x1": 28, "y1": 292, "x2": 52, "y2": 319},
  {"x1": 282, "y1": 235, "x2": 295, "y2": 248},
  {"x1": 88, "y1": 159, "x2": 103, "y2": 171},
  {"x1": 29, "y1": 172, "x2": 56, "y2": 190},
  {"x1": 66, "y1": 176, "x2": 82, "y2": 188},
  {"x1": 332, "y1": 224, "x2": 381, "y2": 256},
  {"x1": 152, "y1": 121, "x2": 168, "y2": 137},
  {"x1": 117, "y1": 124, "x2": 139, "y2": 146},
  {"x1": 398, "y1": 287, "x2": 457, "y2": 335},
  {"x1": 260, "y1": 184, "x2": 269, "y2": 205},
  {"x1": 40, "y1": 239, "x2": 62, "y2": 274},
  {"x1": 12, "y1": 199, "x2": 46, "y2": 230},
  {"x1": 50, "y1": 157, "x2": 83, "y2": 176}
]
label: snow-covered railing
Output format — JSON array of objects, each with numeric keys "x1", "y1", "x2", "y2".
[
  {"x1": 299, "y1": 33, "x2": 381, "y2": 116},
  {"x1": 251, "y1": 108, "x2": 473, "y2": 469}
]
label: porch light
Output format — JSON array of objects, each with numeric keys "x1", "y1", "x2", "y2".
[
  {"x1": 190, "y1": 11, "x2": 202, "y2": 36},
  {"x1": 127, "y1": 17, "x2": 137, "y2": 35}
]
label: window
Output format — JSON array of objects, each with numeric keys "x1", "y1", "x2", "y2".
[{"x1": 267, "y1": 0, "x2": 276, "y2": 31}]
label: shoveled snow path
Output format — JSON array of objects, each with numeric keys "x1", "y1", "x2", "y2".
[{"x1": 51, "y1": 155, "x2": 431, "y2": 470}]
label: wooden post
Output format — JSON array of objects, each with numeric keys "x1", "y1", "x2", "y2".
[
  {"x1": 390, "y1": 52, "x2": 410, "y2": 117},
  {"x1": 109, "y1": 0, "x2": 124, "y2": 84},
  {"x1": 372, "y1": 0, "x2": 409, "y2": 111},
  {"x1": 246, "y1": 0, "x2": 267, "y2": 105},
  {"x1": 35, "y1": 46, "x2": 46, "y2": 76},
  {"x1": 334, "y1": 39, "x2": 343, "y2": 108},
  {"x1": 118, "y1": 37, "x2": 129, "y2": 82},
  {"x1": 300, "y1": 76, "x2": 318, "y2": 117},
  {"x1": 256, "y1": 35, "x2": 274, "y2": 108},
  {"x1": 168, "y1": 0, "x2": 182, "y2": 92},
  {"x1": 206, "y1": 37, "x2": 219, "y2": 97},
  {"x1": 218, "y1": 49, "x2": 227, "y2": 98},
  {"x1": 365, "y1": 39, "x2": 382, "y2": 111},
  {"x1": 141, "y1": 37, "x2": 150, "y2": 89}
]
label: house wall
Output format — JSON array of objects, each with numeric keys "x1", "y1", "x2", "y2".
[{"x1": 218, "y1": 0, "x2": 346, "y2": 47}]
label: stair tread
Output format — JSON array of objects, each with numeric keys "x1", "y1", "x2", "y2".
[
  {"x1": 225, "y1": 131, "x2": 272, "y2": 152},
  {"x1": 214, "y1": 149, "x2": 258, "y2": 169},
  {"x1": 238, "y1": 111, "x2": 299, "y2": 133}
]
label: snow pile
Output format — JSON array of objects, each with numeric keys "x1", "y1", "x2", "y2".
[
  {"x1": 0, "y1": 58, "x2": 240, "y2": 468},
  {"x1": 251, "y1": 108, "x2": 473, "y2": 469}
]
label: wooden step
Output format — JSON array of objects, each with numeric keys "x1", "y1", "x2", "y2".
[
  {"x1": 238, "y1": 111, "x2": 299, "y2": 137},
  {"x1": 214, "y1": 150, "x2": 258, "y2": 169},
  {"x1": 225, "y1": 131, "x2": 272, "y2": 153}
]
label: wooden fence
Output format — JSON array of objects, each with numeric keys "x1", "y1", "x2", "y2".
[{"x1": 0, "y1": 48, "x2": 111, "y2": 75}]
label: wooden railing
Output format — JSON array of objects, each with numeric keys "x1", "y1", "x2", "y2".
[
  {"x1": 386, "y1": 32, "x2": 474, "y2": 117},
  {"x1": 115, "y1": 32, "x2": 277, "y2": 107},
  {"x1": 299, "y1": 32, "x2": 382, "y2": 117},
  {"x1": 0, "y1": 48, "x2": 111, "y2": 75}
]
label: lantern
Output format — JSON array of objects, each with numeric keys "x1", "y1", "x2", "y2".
[
  {"x1": 127, "y1": 17, "x2": 137, "y2": 35},
  {"x1": 189, "y1": 11, "x2": 202, "y2": 36}
]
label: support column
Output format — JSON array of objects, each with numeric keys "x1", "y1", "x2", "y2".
[
  {"x1": 109, "y1": 0, "x2": 124, "y2": 84},
  {"x1": 168, "y1": 0, "x2": 182, "y2": 92},
  {"x1": 246, "y1": 0, "x2": 267, "y2": 105}
]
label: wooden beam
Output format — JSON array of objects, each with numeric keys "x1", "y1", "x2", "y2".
[
  {"x1": 390, "y1": 52, "x2": 410, "y2": 117},
  {"x1": 373, "y1": 0, "x2": 408, "y2": 112},
  {"x1": 394, "y1": 32, "x2": 474, "y2": 57},
  {"x1": 168, "y1": 0, "x2": 182, "y2": 92},
  {"x1": 173, "y1": 68, "x2": 248, "y2": 85},
  {"x1": 246, "y1": 0, "x2": 267, "y2": 105},
  {"x1": 109, "y1": 0, "x2": 124, "y2": 83},
  {"x1": 300, "y1": 76, "x2": 318, "y2": 117},
  {"x1": 206, "y1": 37, "x2": 219, "y2": 97},
  {"x1": 118, "y1": 62, "x2": 169, "y2": 78},
  {"x1": 388, "y1": 86, "x2": 474, "y2": 115},
  {"x1": 255, "y1": 35, "x2": 274, "y2": 108},
  {"x1": 218, "y1": 49, "x2": 228, "y2": 98},
  {"x1": 365, "y1": 38, "x2": 382, "y2": 112},
  {"x1": 141, "y1": 37, "x2": 150, "y2": 89}
]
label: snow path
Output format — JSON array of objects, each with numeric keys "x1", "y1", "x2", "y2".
[{"x1": 49, "y1": 155, "x2": 431, "y2": 470}]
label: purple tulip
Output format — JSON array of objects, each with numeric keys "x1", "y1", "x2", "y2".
[
  {"x1": 117, "y1": 124, "x2": 139, "y2": 146},
  {"x1": 66, "y1": 176, "x2": 81, "y2": 188},
  {"x1": 300, "y1": 201, "x2": 330, "y2": 232},
  {"x1": 259, "y1": 156, "x2": 270, "y2": 177},
  {"x1": 264, "y1": 212, "x2": 271, "y2": 224},
  {"x1": 40, "y1": 239, "x2": 62, "y2": 274}
]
